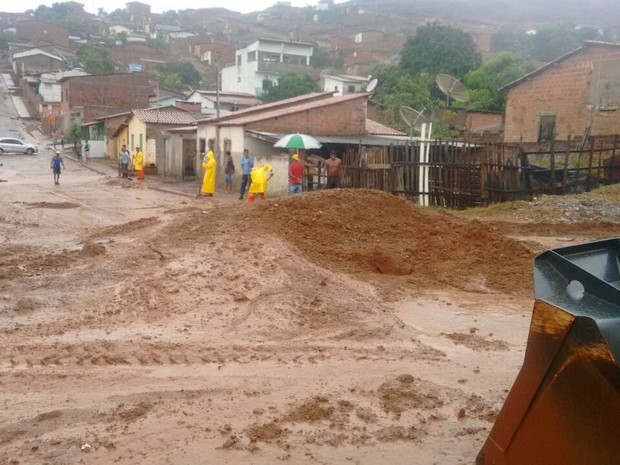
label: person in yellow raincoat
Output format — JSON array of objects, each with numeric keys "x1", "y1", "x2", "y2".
[
  {"x1": 201, "y1": 150, "x2": 216, "y2": 196},
  {"x1": 133, "y1": 146, "x2": 144, "y2": 180},
  {"x1": 248, "y1": 163, "x2": 273, "y2": 202}
]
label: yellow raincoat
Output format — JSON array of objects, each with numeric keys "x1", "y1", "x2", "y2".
[
  {"x1": 133, "y1": 149, "x2": 144, "y2": 171},
  {"x1": 201, "y1": 150, "x2": 216, "y2": 195},
  {"x1": 249, "y1": 164, "x2": 273, "y2": 194}
]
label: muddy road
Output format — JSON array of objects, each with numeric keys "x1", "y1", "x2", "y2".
[{"x1": 2, "y1": 82, "x2": 620, "y2": 464}]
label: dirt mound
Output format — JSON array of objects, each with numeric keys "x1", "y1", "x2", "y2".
[
  {"x1": 80, "y1": 241, "x2": 106, "y2": 257},
  {"x1": 377, "y1": 374, "x2": 443, "y2": 414},
  {"x1": 244, "y1": 189, "x2": 534, "y2": 295}
]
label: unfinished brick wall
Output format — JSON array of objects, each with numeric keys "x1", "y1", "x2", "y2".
[
  {"x1": 244, "y1": 98, "x2": 366, "y2": 135},
  {"x1": 59, "y1": 74, "x2": 150, "y2": 132},
  {"x1": 16, "y1": 21, "x2": 70, "y2": 48},
  {"x1": 504, "y1": 43, "x2": 620, "y2": 143}
]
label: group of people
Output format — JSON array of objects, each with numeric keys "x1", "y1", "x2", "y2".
[
  {"x1": 200, "y1": 147, "x2": 343, "y2": 200},
  {"x1": 117, "y1": 145, "x2": 144, "y2": 180},
  {"x1": 201, "y1": 147, "x2": 273, "y2": 202}
]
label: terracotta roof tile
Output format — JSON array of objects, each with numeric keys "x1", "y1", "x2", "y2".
[
  {"x1": 366, "y1": 119, "x2": 406, "y2": 136},
  {"x1": 132, "y1": 108, "x2": 202, "y2": 125},
  {"x1": 217, "y1": 93, "x2": 370, "y2": 126}
]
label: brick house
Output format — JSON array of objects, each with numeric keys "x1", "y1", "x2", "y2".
[
  {"x1": 15, "y1": 21, "x2": 70, "y2": 48},
  {"x1": 502, "y1": 41, "x2": 620, "y2": 143},
  {"x1": 59, "y1": 73, "x2": 151, "y2": 134},
  {"x1": 109, "y1": 43, "x2": 166, "y2": 71}
]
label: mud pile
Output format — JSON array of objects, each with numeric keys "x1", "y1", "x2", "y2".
[{"x1": 245, "y1": 189, "x2": 534, "y2": 295}]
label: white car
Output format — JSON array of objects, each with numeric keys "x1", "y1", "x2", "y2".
[{"x1": 0, "y1": 137, "x2": 39, "y2": 155}]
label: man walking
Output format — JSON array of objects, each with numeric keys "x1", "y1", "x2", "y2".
[
  {"x1": 324, "y1": 149, "x2": 343, "y2": 189},
  {"x1": 289, "y1": 153, "x2": 304, "y2": 194},
  {"x1": 50, "y1": 150, "x2": 65, "y2": 185},
  {"x1": 239, "y1": 148, "x2": 255, "y2": 200}
]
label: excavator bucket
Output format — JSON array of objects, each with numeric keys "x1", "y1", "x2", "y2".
[{"x1": 476, "y1": 237, "x2": 620, "y2": 465}]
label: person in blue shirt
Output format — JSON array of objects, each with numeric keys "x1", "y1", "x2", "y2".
[
  {"x1": 239, "y1": 148, "x2": 255, "y2": 200},
  {"x1": 120, "y1": 145, "x2": 131, "y2": 178},
  {"x1": 50, "y1": 151, "x2": 65, "y2": 185}
]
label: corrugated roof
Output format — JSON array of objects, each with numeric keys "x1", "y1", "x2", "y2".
[
  {"x1": 13, "y1": 48, "x2": 63, "y2": 61},
  {"x1": 132, "y1": 108, "x2": 203, "y2": 124}
]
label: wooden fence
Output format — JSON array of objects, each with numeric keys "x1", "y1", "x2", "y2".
[{"x1": 339, "y1": 135, "x2": 620, "y2": 209}]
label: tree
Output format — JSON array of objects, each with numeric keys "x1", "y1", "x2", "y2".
[
  {"x1": 161, "y1": 10, "x2": 179, "y2": 26},
  {"x1": 261, "y1": 73, "x2": 319, "y2": 103},
  {"x1": 77, "y1": 43, "x2": 115, "y2": 74},
  {"x1": 371, "y1": 64, "x2": 437, "y2": 132},
  {"x1": 463, "y1": 52, "x2": 529, "y2": 111},
  {"x1": 66, "y1": 122, "x2": 85, "y2": 143},
  {"x1": 399, "y1": 21, "x2": 482, "y2": 79},
  {"x1": 155, "y1": 60, "x2": 201, "y2": 90}
]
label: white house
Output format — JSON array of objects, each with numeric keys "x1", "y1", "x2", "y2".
[
  {"x1": 322, "y1": 74, "x2": 371, "y2": 96},
  {"x1": 221, "y1": 38, "x2": 314, "y2": 97}
]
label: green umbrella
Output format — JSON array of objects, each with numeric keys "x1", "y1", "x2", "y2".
[{"x1": 274, "y1": 133, "x2": 322, "y2": 150}]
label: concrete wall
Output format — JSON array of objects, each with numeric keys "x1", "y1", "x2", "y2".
[
  {"x1": 13, "y1": 55, "x2": 64, "y2": 76},
  {"x1": 504, "y1": 43, "x2": 620, "y2": 143}
]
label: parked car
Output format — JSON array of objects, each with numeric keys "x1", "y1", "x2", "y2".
[{"x1": 0, "y1": 137, "x2": 39, "y2": 155}]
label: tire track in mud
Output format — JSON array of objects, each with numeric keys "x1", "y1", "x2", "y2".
[{"x1": 1, "y1": 340, "x2": 445, "y2": 370}]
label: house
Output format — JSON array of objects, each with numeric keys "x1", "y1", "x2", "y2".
[
  {"x1": 354, "y1": 30, "x2": 384, "y2": 44},
  {"x1": 12, "y1": 49, "x2": 65, "y2": 78},
  {"x1": 192, "y1": 42, "x2": 235, "y2": 65},
  {"x1": 85, "y1": 105, "x2": 202, "y2": 176},
  {"x1": 221, "y1": 38, "x2": 314, "y2": 97},
  {"x1": 109, "y1": 24, "x2": 132, "y2": 36},
  {"x1": 502, "y1": 41, "x2": 620, "y2": 143},
  {"x1": 109, "y1": 43, "x2": 166, "y2": 71},
  {"x1": 195, "y1": 91, "x2": 407, "y2": 196},
  {"x1": 186, "y1": 90, "x2": 262, "y2": 114},
  {"x1": 59, "y1": 73, "x2": 151, "y2": 134},
  {"x1": 322, "y1": 74, "x2": 371, "y2": 95},
  {"x1": 126, "y1": 1, "x2": 151, "y2": 32},
  {"x1": 15, "y1": 20, "x2": 70, "y2": 48},
  {"x1": 39, "y1": 69, "x2": 89, "y2": 135}
]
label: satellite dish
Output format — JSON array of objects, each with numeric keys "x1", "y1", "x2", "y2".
[
  {"x1": 365, "y1": 78, "x2": 378, "y2": 93},
  {"x1": 435, "y1": 73, "x2": 470, "y2": 107},
  {"x1": 399, "y1": 106, "x2": 430, "y2": 137}
]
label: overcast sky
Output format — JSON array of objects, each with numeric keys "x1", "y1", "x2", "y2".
[{"x1": 3, "y1": 0, "x2": 329, "y2": 15}]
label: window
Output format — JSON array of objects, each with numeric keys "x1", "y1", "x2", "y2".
[
  {"x1": 247, "y1": 51, "x2": 256, "y2": 62},
  {"x1": 236, "y1": 55, "x2": 241, "y2": 66},
  {"x1": 538, "y1": 114, "x2": 556, "y2": 142},
  {"x1": 347, "y1": 85, "x2": 355, "y2": 93}
]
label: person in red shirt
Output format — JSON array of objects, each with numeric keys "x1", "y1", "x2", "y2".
[{"x1": 289, "y1": 153, "x2": 304, "y2": 194}]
